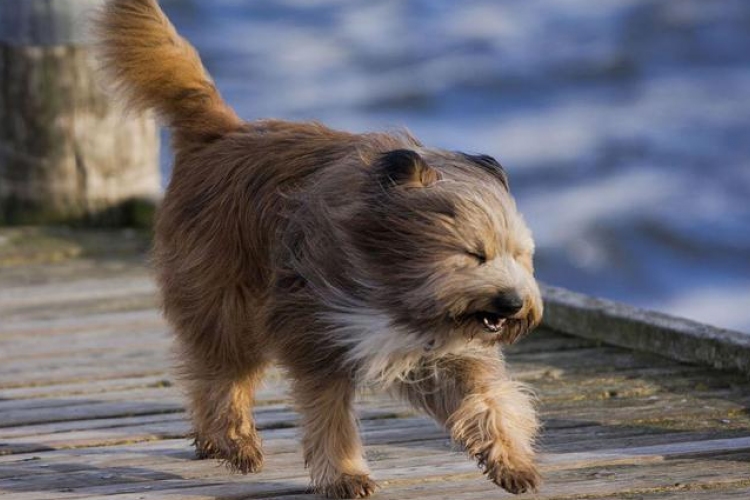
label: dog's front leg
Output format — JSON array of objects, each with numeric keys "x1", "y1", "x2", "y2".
[
  {"x1": 291, "y1": 375, "x2": 377, "y2": 499},
  {"x1": 394, "y1": 351, "x2": 540, "y2": 494}
]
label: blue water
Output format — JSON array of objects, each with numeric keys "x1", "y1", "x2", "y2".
[{"x1": 160, "y1": 0, "x2": 750, "y2": 333}]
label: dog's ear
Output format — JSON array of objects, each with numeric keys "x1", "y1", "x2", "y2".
[
  {"x1": 461, "y1": 153, "x2": 509, "y2": 189},
  {"x1": 377, "y1": 149, "x2": 441, "y2": 188}
]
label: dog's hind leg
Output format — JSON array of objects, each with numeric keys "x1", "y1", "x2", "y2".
[
  {"x1": 290, "y1": 374, "x2": 376, "y2": 499},
  {"x1": 162, "y1": 277, "x2": 269, "y2": 473},
  {"x1": 393, "y1": 350, "x2": 540, "y2": 494},
  {"x1": 185, "y1": 358, "x2": 268, "y2": 473}
]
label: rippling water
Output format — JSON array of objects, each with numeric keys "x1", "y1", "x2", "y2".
[{"x1": 160, "y1": 0, "x2": 750, "y2": 333}]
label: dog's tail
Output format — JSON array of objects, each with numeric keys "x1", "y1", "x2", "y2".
[{"x1": 95, "y1": 0, "x2": 242, "y2": 140}]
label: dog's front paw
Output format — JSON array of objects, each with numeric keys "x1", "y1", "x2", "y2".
[
  {"x1": 316, "y1": 473, "x2": 378, "y2": 499},
  {"x1": 485, "y1": 459, "x2": 540, "y2": 495}
]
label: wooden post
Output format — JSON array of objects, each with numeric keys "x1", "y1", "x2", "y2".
[{"x1": 0, "y1": 0, "x2": 160, "y2": 226}]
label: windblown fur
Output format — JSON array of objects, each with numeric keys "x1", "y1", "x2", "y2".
[
  {"x1": 96, "y1": 1, "x2": 544, "y2": 498},
  {"x1": 95, "y1": 0, "x2": 241, "y2": 141}
]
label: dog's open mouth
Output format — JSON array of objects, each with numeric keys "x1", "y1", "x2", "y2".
[
  {"x1": 477, "y1": 312, "x2": 506, "y2": 333},
  {"x1": 452, "y1": 311, "x2": 531, "y2": 344},
  {"x1": 451, "y1": 311, "x2": 532, "y2": 345}
]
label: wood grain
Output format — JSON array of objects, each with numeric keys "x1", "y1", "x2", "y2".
[{"x1": 2, "y1": 265, "x2": 750, "y2": 498}]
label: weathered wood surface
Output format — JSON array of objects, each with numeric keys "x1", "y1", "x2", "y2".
[
  {"x1": 542, "y1": 285, "x2": 750, "y2": 376},
  {"x1": 2, "y1": 257, "x2": 750, "y2": 499},
  {"x1": 0, "y1": 0, "x2": 160, "y2": 225}
]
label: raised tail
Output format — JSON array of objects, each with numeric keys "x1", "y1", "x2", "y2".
[{"x1": 95, "y1": 0, "x2": 242, "y2": 140}]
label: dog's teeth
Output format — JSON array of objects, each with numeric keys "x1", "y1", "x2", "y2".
[
  {"x1": 481, "y1": 316, "x2": 507, "y2": 334},
  {"x1": 483, "y1": 316, "x2": 499, "y2": 332}
]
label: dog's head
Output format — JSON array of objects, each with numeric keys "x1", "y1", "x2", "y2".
[{"x1": 352, "y1": 148, "x2": 542, "y2": 347}]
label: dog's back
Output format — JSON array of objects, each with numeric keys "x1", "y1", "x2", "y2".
[
  {"x1": 98, "y1": 1, "x2": 326, "y2": 359},
  {"x1": 96, "y1": 0, "x2": 416, "y2": 367},
  {"x1": 99, "y1": 0, "x2": 263, "y2": 367}
]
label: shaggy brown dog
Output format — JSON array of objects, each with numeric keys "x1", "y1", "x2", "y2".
[{"x1": 97, "y1": 1, "x2": 543, "y2": 497}]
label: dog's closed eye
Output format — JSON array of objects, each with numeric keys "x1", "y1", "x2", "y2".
[{"x1": 466, "y1": 250, "x2": 487, "y2": 265}]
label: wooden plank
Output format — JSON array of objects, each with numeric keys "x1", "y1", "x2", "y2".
[
  {"x1": 0, "y1": 400, "x2": 182, "y2": 429},
  {"x1": 3, "y1": 380, "x2": 746, "y2": 455},
  {"x1": 4, "y1": 374, "x2": 741, "y2": 434},
  {"x1": 0, "y1": 299, "x2": 156, "y2": 325},
  {"x1": 0, "y1": 412, "x2": 185, "y2": 441},
  {"x1": 542, "y1": 284, "x2": 750, "y2": 376},
  {"x1": 508, "y1": 345, "x2": 671, "y2": 373},
  {"x1": 0, "y1": 365, "x2": 286, "y2": 400},
  {"x1": 0, "y1": 277, "x2": 155, "y2": 311},
  {"x1": 0, "y1": 357, "x2": 170, "y2": 389},
  {"x1": 3, "y1": 413, "x2": 746, "y2": 473},
  {"x1": 0, "y1": 396, "x2": 412, "y2": 433},
  {"x1": 2, "y1": 402, "x2": 747, "y2": 474},
  {"x1": 0, "y1": 249, "x2": 149, "y2": 287},
  {"x1": 0, "y1": 329, "x2": 169, "y2": 361},
  {"x1": 0, "y1": 369, "x2": 170, "y2": 391},
  {"x1": 0, "y1": 375, "x2": 172, "y2": 400},
  {"x1": 0, "y1": 309, "x2": 162, "y2": 338},
  {"x1": 374, "y1": 457, "x2": 750, "y2": 500},
  {"x1": 2, "y1": 440, "x2": 750, "y2": 499},
  {"x1": 0, "y1": 422, "x2": 747, "y2": 497},
  {"x1": 0, "y1": 380, "x2": 288, "y2": 414},
  {"x1": 0, "y1": 295, "x2": 158, "y2": 325},
  {"x1": 619, "y1": 489, "x2": 750, "y2": 499},
  {"x1": 1, "y1": 265, "x2": 750, "y2": 499},
  {"x1": 0, "y1": 338, "x2": 619, "y2": 389},
  {"x1": 542, "y1": 436, "x2": 750, "y2": 468},
  {"x1": 0, "y1": 418, "x2": 440, "y2": 470},
  {"x1": 4, "y1": 359, "x2": 183, "y2": 389}
]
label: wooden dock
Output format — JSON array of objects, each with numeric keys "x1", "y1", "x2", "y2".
[{"x1": 2, "y1": 237, "x2": 750, "y2": 499}]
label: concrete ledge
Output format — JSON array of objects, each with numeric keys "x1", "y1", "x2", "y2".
[{"x1": 541, "y1": 284, "x2": 750, "y2": 376}]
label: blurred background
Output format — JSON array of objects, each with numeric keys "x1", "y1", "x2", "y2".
[
  {"x1": 158, "y1": 0, "x2": 750, "y2": 333},
  {"x1": 1, "y1": 0, "x2": 748, "y2": 333}
]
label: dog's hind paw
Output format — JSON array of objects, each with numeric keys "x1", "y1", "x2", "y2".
[
  {"x1": 316, "y1": 473, "x2": 378, "y2": 499},
  {"x1": 193, "y1": 433, "x2": 264, "y2": 474}
]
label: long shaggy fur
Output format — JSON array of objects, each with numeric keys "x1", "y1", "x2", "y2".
[
  {"x1": 94, "y1": 0, "x2": 241, "y2": 141},
  {"x1": 95, "y1": 1, "x2": 544, "y2": 498}
]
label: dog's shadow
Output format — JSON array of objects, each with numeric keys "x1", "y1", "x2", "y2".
[
  {"x1": 0, "y1": 392, "x2": 314, "y2": 498},
  {"x1": 1, "y1": 425, "x2": 315, "y2": 498},
  {"x1": 0, "y1": 457, "x2": 316, "y2": 498}
]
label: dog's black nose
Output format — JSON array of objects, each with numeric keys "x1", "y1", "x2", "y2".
[{"x1": 492, "y1": 290, "x2": 524, "y2": 318}]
